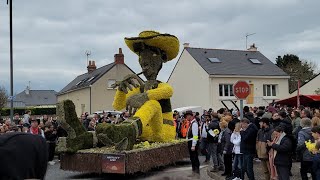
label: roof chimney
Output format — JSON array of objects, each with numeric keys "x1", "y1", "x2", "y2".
[
  {"x1": 114, "y1": 48, "x2": 124, "y2": 64},
  {"x1": 247, "y1": 43, "x2": 257, "y2": 51},
  {"x1": 183, "y1": 43, "x2": 190, "y2": 48},
  {"x1": 87, "y1": 60, "x2": 97, "y2": 73}
]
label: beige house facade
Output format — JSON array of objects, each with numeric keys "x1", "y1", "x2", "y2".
[
  {"x1": 168, "y1": 45, "x2": 290, "y2": 111},
  {"x1": 57, "y1": 48, "x2": 141, "y2": 117}
]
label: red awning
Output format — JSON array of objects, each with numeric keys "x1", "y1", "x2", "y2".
[{"x1": 276, "y1": 95, "x2": 320, "y2": 107}]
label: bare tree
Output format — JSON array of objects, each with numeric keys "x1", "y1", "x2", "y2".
[
  {"x1": 0, "y1": 86, "x2": 8, "y2": 110},
  {"x1": 276, "y1": 54, "x2": 318, "y2": 92}
]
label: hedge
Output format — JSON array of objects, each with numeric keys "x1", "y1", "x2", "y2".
[{"x1": 0, "y1": 107, "x2": 56, "y2": 116}]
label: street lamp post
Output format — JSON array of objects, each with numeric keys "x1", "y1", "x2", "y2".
[{"x1": 5, "y1": 0, "x2": 14, "y2": 122}]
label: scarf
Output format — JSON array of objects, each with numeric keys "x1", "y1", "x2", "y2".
[
  {"x1": 31, "y1": 127, "x2": 39, "y2": 135},
  {"x1": 273, "y1": 132, "x2": 286, "y2": 158}
]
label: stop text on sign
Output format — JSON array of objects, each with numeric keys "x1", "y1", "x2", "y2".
[{"x1": 235, "y1": 87, "x2": 249, "y2": 94}]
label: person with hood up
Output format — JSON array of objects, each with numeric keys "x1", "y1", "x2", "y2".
[
  {"x1": 267, "y1": 126, "x2": 292, "y2": 180},
  {"x1": 297, "y1": 118, "x2": 316, "y2": 180}
]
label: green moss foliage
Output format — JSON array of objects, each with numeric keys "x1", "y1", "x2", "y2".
[
  {"x1": 96, "y1": 122, "x2": 136, "y2": 150},
  {"x1": 57, "y1": 100, "x2": 93, "y2": 153}
]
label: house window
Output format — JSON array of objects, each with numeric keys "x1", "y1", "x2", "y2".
[
  {"x1": 107, "y1": 79, "x2": 116, "y2": 88},
  {"x1": 219, "y1": 84, "x2": 234, "y2": 97},
  {"x1": 263, "y1": 84, "x2": 277, "y2": 97},
  {"x1": 208, "y1": 57, "x2": 221, "y2": 63},
  {"x1": 249, "y1": 58, "x2": 262, "y2": 64}
]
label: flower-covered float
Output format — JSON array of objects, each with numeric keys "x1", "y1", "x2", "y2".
[{"x1": 57, "y1": 31, "x2": 189, "y2": 174}]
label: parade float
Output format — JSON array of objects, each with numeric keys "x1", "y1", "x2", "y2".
[{"x1": 57, "y1": 31, "x2": 189, "y2": 174}]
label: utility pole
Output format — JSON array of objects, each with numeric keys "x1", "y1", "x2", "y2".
[{"x1": 246, "y1": 33, "x2": 256, "y2": 49}]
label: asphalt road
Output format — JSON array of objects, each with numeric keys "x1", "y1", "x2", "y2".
[{"x1": 45, "y1": 156, "x2": 211, "y2": 180}]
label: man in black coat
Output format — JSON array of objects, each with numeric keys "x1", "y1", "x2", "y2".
[
  {"x1": 278, "y1": 111, "x2": 293, "y2": 135},
  {"x1": 207, "y1": 113, "x2": 221, "y2": 172},
  {"x1": 0, "y1": 132, "x2": 48, "y2": 179},
  {"x1": 240, "y1": 118, "x2": 258, "y2": 180}
]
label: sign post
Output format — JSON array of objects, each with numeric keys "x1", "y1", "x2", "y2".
[{"x1": 233, "y1": 81, "x2": 250, "y2": 119}]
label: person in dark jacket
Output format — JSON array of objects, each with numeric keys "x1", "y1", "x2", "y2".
[
  {"x1": 278, "y1": 111, "x2": 294, "y2": 175},
  {"x1": 0, "y1": 132, "x2": 48, "y2": 179},
  {"x1": 44, "y1": 123, "x2": 58, "y2": 164},
  {"x1": 278, "y1": 111, "x2": 293, "y2": 136},
  {"x1": 207, "y1": 113, "x2": 221, "y2": 172},
  {"x1": 267, "y1": 126, "x2": 292, "y2": 180},
  {"x1": 254, "y1": 110, "x2": 264, "y2": 130},
  {"x1": 312, "y1": 141, "x2": 320, "y2": 180},
  {"x1": 81, "y1": 113, "x2": 90, "y2": 130},
  {"x1": 219, "y1": 120, "x2": 233, "y2": 178},
  {"x1": 240, "y1": 118, "x2": 258, "y2": 180},
  {"x1": 244, "y1": 106, "x2": 255, "y2": 123}
]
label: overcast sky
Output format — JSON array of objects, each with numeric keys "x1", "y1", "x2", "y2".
[{"x1": 0, "y1": 0, "x2": 319, "y2": 94}]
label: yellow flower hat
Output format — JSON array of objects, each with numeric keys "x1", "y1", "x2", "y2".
[{"x1": 124, "y1": 30, "x2": 180, "y2": 62}]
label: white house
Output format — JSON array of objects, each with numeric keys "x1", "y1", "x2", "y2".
[
  {"x1": 290, "y1": 73, "x2": 320, "y2": 96},
  {"x1": 57, "y1": 48, "x2": 142, "y2": 116},
  {"x1": 167, "y1": 44, "x2": 290, "y2": 111}
]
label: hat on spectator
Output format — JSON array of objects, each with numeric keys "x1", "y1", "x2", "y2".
[{"x1": 184, "y1": 110, "x2": 193, "y2": 118}]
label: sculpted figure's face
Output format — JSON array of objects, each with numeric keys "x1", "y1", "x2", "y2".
[{"x1": 133, "y1": 42, "x2": 164, "y2": 81}]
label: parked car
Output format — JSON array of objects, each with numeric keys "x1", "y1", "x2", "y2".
[{"x1": 87, "y1": 110, "x2": 123, "y2": 119}]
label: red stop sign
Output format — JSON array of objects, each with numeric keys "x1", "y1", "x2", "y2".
[{"x1": 233, "y1": 81, "x2": 250, "y2": 99}]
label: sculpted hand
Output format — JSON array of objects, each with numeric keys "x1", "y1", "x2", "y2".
[
  {"x1": 111, "y1": 74, "x2": 144, "y2": 94},
  {"x1": 126, "y1": 93, "x2": 149, "y2": 116}
]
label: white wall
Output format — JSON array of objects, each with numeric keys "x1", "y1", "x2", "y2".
[
  {"x1": 210, "y1": 76, "x2": 289, "y2": 110},
  {"x1": 291, "y1": 74, "x2": 320, "y2": 96},
  {"x1": 167, "y1": 49, "x2": 210, "y2": 109}
]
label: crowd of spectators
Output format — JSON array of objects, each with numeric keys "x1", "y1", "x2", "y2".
[
  {"x1": 0, "y1": 111, "x2": 66, "y2": 165},
  {"x1": 174, "y1": 105, "x2": 320, "y2": 180}
]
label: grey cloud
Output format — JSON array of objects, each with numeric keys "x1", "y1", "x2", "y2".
[{"x1": 0, "y1": 0, "x2": 319, "y2": 93}]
